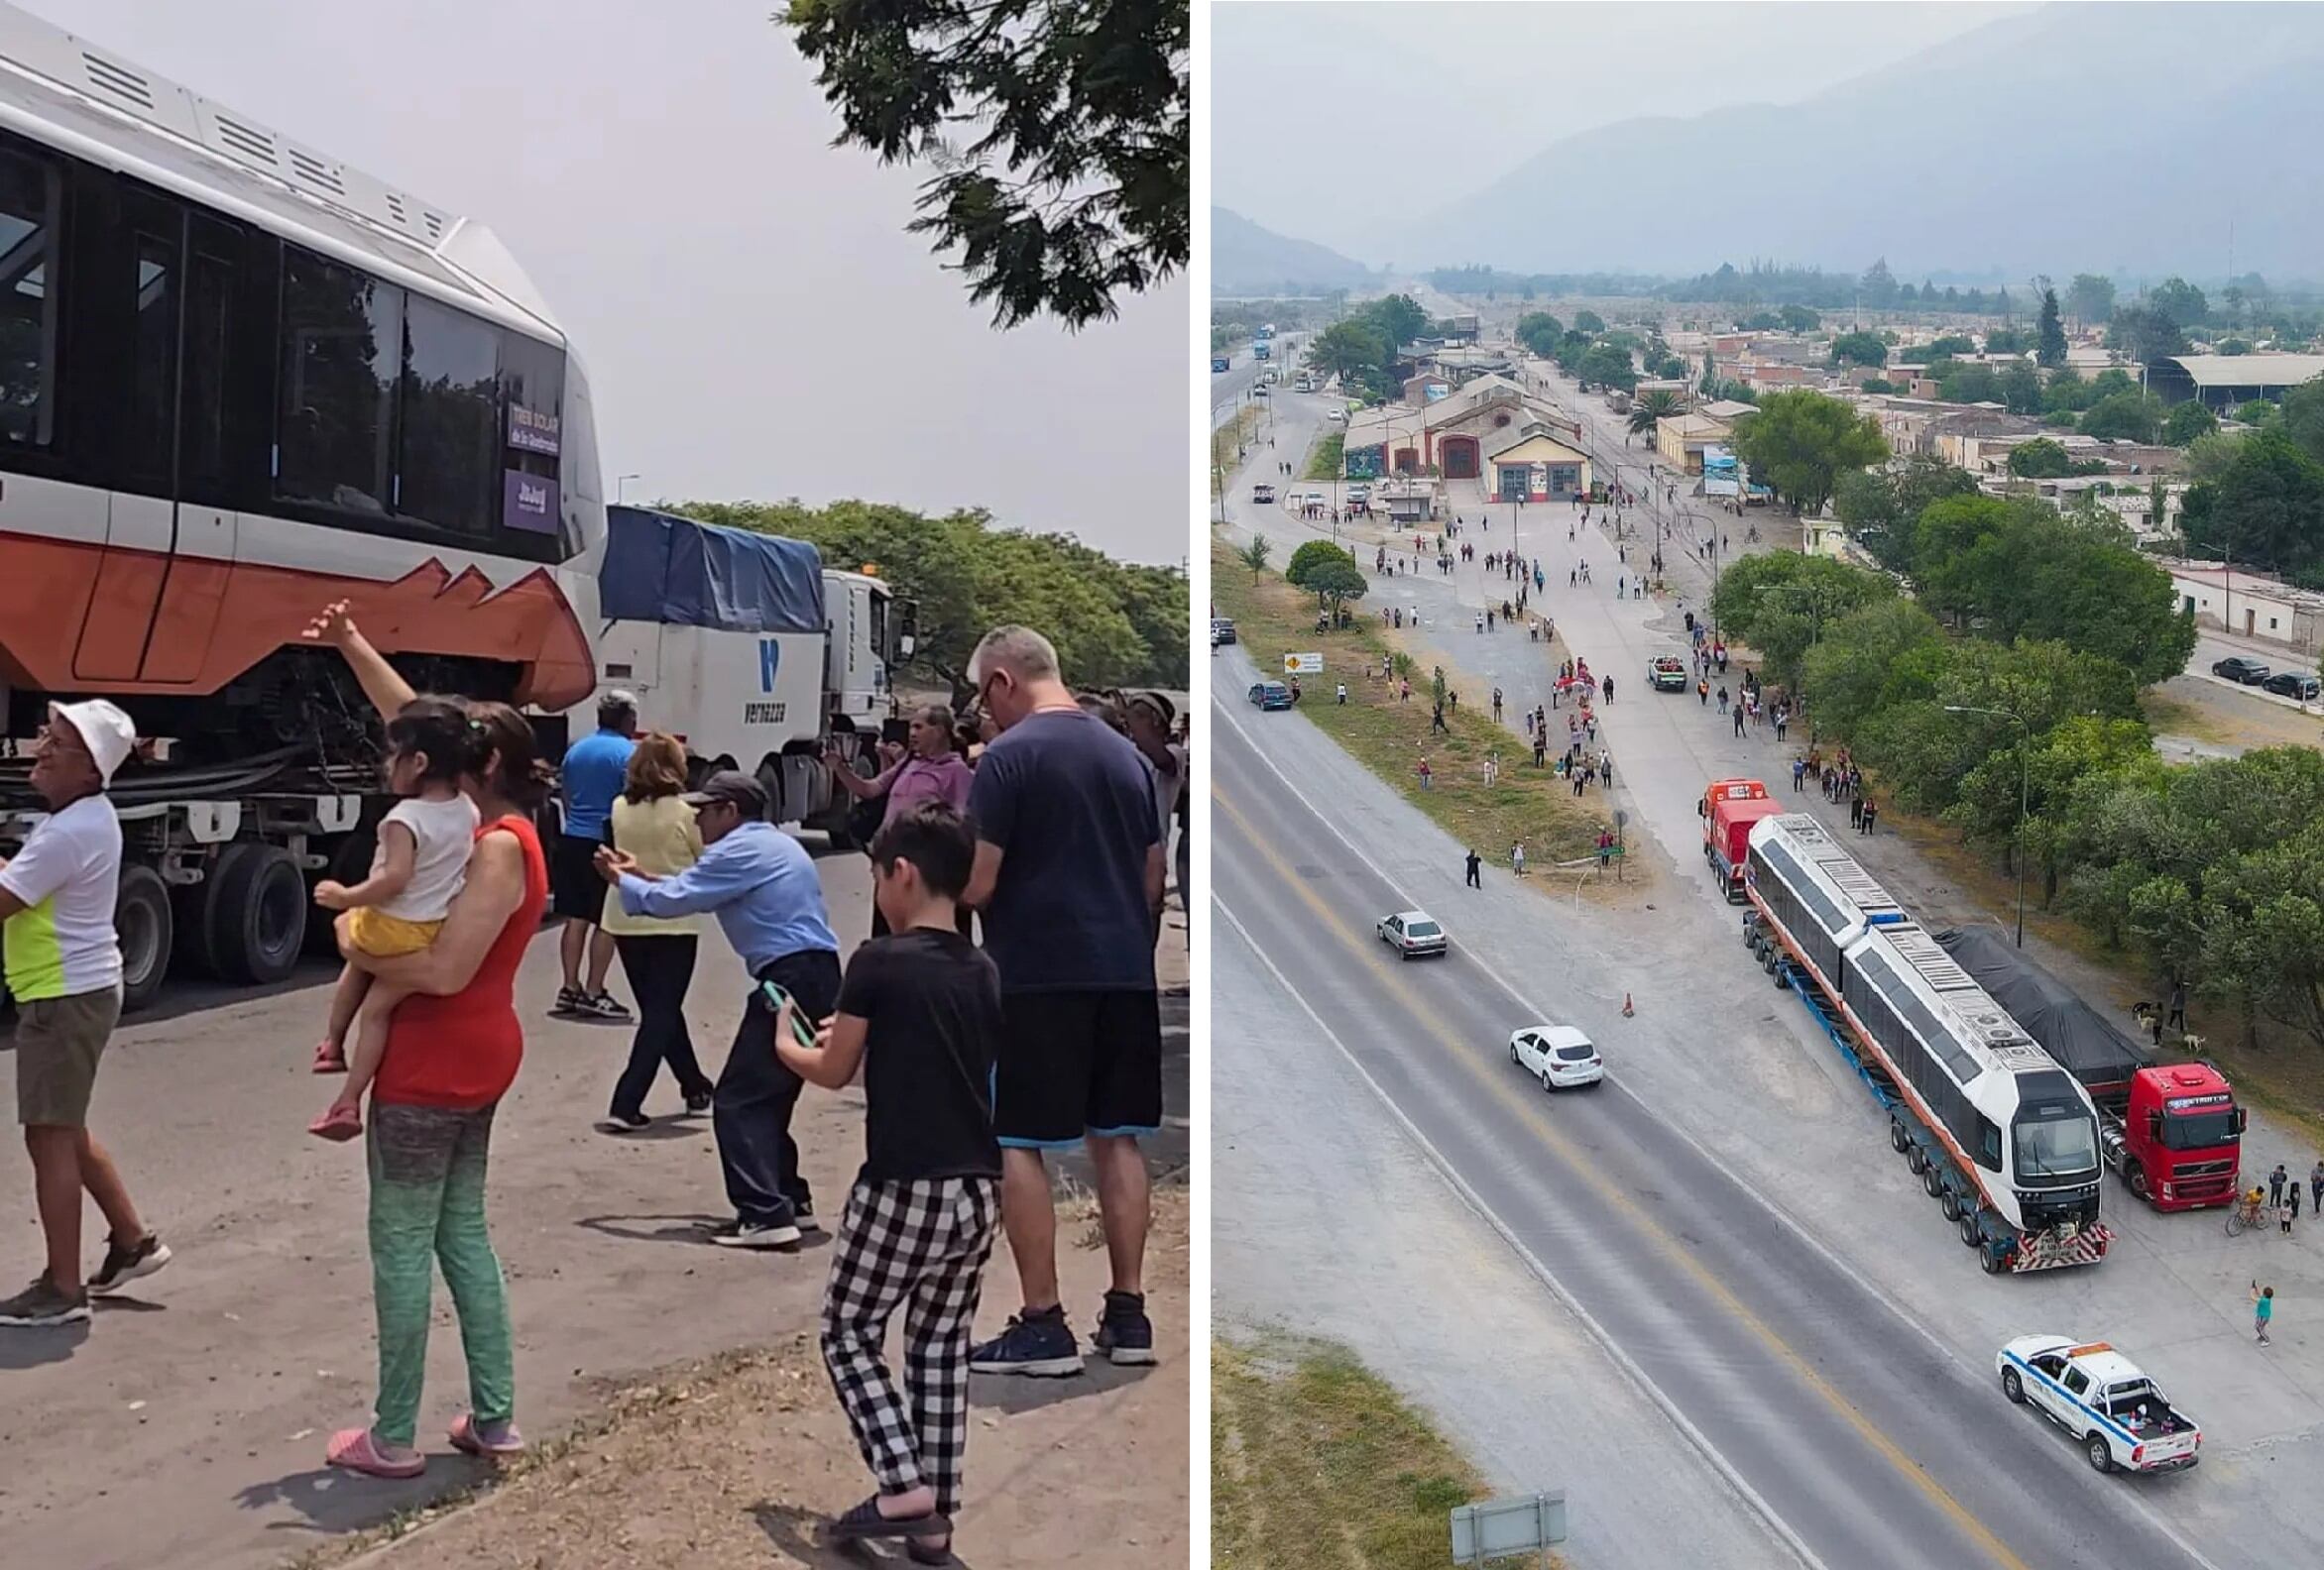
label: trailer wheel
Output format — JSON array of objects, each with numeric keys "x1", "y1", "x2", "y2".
[
  {"x1": 1939, "y1": 1189, "x2": 1963, "y2": 1222},
  {"x1": 1905, "y1": 1144, "x2": 1928, "y2": 1176},
  {"x1": 1922, "y1": 1163, "x2": 1946, "y2": 1198},
  {"x1": 205, "y1": 843, "x2": 307, "y2": 984},
  {"x1": 1979, "y1": 1240, "x2": 2010, "y2": 1275},
  {"x1": 2001, "y1": 1368, "x2": 2026, "y2": 1404},
  {"x1": 1889, "y1": 1119, "x2": 1911, "y2": 1153},
  {"x1": 114, "y1": 864, "x2": 174, "y2": 1014},
  {"x1": 1959, "y1": 1209, "x2": 1984, "y2": 1249},
  {"x1": 2084, "y1": 1433, "x2": 2113, "y2": 1474}
]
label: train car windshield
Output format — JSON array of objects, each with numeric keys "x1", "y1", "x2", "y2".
[{"x1": 2013, "y1": 1101, "x2": 2099, "y2": 1181}]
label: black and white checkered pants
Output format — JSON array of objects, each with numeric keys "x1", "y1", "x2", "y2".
[{"x1": 820, "y1": 1176, "x2": 1000, "y2": 1513}]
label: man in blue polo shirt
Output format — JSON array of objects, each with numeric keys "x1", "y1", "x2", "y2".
[
  {"x1": 553, "y1": 690, "x2": 638, "y2": 1021},
  {"x1": 599, "y1": 771, "x2": 841, "y2": 1248}
]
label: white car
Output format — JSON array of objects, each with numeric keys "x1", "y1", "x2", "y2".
[
  {"x1": 1327, "y1": 407, "x2": 1346, "y2": 422},
  {"x1": 1377, "y1": 910, "x2": 1448, "y2": 959},
  {"x1": 1509, "y1": 1025, "x2": 1604, "y2": 1089},
  {"x1": 1997, "y1": 1335, "x2": 2201, "y2": 1475}
]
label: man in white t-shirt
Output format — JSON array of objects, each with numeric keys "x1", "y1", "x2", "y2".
[{"x1": 0, "y1": 701, "x2": 172, "y2": 1328}]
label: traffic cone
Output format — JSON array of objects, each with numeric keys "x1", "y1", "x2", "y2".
[{"x1": 1622, "y1": 992, "x2": 1635, "y2": 1018}]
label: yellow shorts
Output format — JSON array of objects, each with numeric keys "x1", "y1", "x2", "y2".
[{"x1": 346, "y1": 908, "x2": 444, "y2": 957}]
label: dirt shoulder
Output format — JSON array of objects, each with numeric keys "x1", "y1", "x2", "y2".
[{"x1": 319, "y1": 1192, "x2": 1189, "y2": 1570}]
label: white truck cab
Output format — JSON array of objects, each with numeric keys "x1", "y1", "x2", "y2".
[{"x1": 1997, "y1": 1336, "x2": 2200, "y2": 1474}]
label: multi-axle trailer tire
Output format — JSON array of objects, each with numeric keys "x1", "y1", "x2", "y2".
[{"x1": 113, "y1": 864, "x2": 174, "y2": 1014}]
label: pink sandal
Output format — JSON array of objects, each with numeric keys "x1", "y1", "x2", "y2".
[
  {"x1": 312, "y1": 1041, "x2": 348, "y2": 1074},
  {"x1": 325, "y1": 1427, "x2": 425, "y2": 1479},
  {"x1": 449, "y1": 1412, "x2": 524, "y2": 1457},
  {"x1": 309, "y1": 1104, "x2": 364, "y2": 1142}
]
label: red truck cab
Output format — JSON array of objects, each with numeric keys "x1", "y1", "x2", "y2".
[
  {"x1": 1700, "y1": 778, "x2": 1783, "y2": 903},
  {"x1": 2109, "y1": 1064, "x2": 2245, "y2": 1211}
]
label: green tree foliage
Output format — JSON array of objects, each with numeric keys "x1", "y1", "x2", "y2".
[
  {"x1": 782, "y1": 0, "x2": 1186, "y2": 329},
  {"x1": 1998, "y1": 362, "x2": 2045, "y2": 415},
  {"x1": 678, "y1": 498, "x2": 1186, "y2": 698},
  {"x1": 1831, "y1": 456, "x2": 1980, "y2": 575},
  {"x1": 2065, "y1": 273, "x2": 2116, "y2": 327},
  {"x1": 2147, "y1": 277, "x2": 2209, "y2": 331},
  {"x1": 1572, "y1": 309, "x2": 1606, "y2": 335},
  {"x1": 1371, "y1": 293, "x2": 1428, "y2": 347},
  {"x1": 1285, "y1": 538, "x2": 1357, "y2": 588},
  {"x1": 2275, "y1": 376, "x2": 2324, "y2": 459},
  {"x1": 1907, "y1": 497, "x2": 2195, "y2": 683},
  {"x1": 1983, "y1": 327, "x2": 2030, "y2": 355},
  {"x1": 1918, "y1": 334, "x2": 1976, "y2": 360},
  {"x1": 2079, "y1": 390, "x2": 2164, "y2": 443},
  {"x1": 1725, "y1": 391, "x2": 1887, "y2": 516},
  {"x1": 1742, "y1": 309, "x2": 1784, "y2": 332},
  {"x1": 1626, "y1": 389, "x2": 1685, "y2": 437},
  {"x1": 2036, "y1": 288, "x2": 2068, "y2": 368},
  {"x1": 1859, "y1": 378, "x2": 1896, "y2": 395},
  {"x1": 2236, "y1": 399, "x2": 2280, "y2": 429},
  {"x1": 1309, "y1": 319, "x2": 1393, "y2": 397},
  {"x1": 2006, "y1": 438, "x2": 2079, "y2": 478},
  {"x1": 2041, "y1": 370, "x2": 2093, "y2": 414},
  {"x1": 2107, "y1": 305, "x2": 2187, "y2": 365},
  {"x1": 1828, "y1": 330, "x2": 1888, "y2": 369},
  {"x1": 1709, "y1": 553, "x2": 1897, "y2": 686},
  {"x1": 1238, "y1": 532, "x2": 1272, "y2": 581},
  {"x1": 1779, "y1": 304, "x2": 1822, "y2": 333},
  {"x1": 1513, "y1": 311, "x2": 1565, "y2": 357},
  {"x1": 2178, "y1": 430, "x2": 2324, "y2": 586},
  {"x1": 2161, "y1": 400, "x2": 2219, "y2": 446},
  {"x1": 1306, "y1": 557, "x2": 1368, "y2": 616},
  {"x1": 1936, "y1": 362, "x2": 2004, "y2": 404},
  {"x1": 1577, "y1": 341, "x2": 1639, "y2": 393}
]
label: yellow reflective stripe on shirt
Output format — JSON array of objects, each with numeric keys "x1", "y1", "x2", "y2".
[{"x1": 2, "y1": 897, "x2": 67, "y2": 1001}]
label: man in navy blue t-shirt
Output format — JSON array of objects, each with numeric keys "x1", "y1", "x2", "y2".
[
  {"x1": 553, "y1": 691, "x2": 638, "y2": 1020},
  {"x1": 961, "y1": 627, "x2": 1165, "y2": 1378}
]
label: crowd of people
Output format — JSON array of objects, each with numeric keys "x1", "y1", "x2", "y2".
[{"x1": 0, "y1": 605, "x2": 1189, "y2": 1565}]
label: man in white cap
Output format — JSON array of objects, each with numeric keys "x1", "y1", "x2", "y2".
[{"x1": 0, "y1": 700, "x2": 171, "y2": 1327}]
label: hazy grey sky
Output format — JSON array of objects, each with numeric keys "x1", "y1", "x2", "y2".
[
  {"x1": 34, "y1": 0, "x2": 1186, "y2": 564},
  {"x1": 1214, "y1": 1, "x2": 2032, "y2": 262}
]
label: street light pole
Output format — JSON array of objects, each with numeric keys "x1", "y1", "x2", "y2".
[{"x1": 1944, "y1": 704, "x2": 2032, "y2": 947}]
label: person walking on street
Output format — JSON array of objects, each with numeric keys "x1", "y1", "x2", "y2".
[
  {"x1": 2312, "y1": 1159, "x2": 2324, "y2": 1217},
  {"x1": 602, "y1": 770, "x2": 843, "y2": 1248},
  {"x1": 962, "y1": 626, "x2": 1167, "y2": 1376},
  {"x1": 1850, "y1": 794, "x2": 1865, "y2": 832},
  {"x1": 2269, "y1": 1163, "x2": 2287, "y2": 1208},
  {"x1": 2292, "y1": 1180, "x2": 2304, "y2": 1222},
  {"x1": 1512, "y1": 841, "x2": 1527, "y2": 879},
  {"x1": 1698, "y1": 678, "x2": 1709, "y2": 707},
  {"x1": 1418, "y1": 756, "x2": 1433, "y2": 790},
  {"x1": 2166, "y1": 980, "x2": 2187, "y2": 1036},
  {"x1": 1861, "y1": 799, "x2": 1879, "y2": 836},
  {"x1": 1602, "y1": 674, "x2": 1614, "y2": 704},
  {"x1": 596, "y1": 734, "x2": 717, "y2": 1133},
  {"x1": 1717, "y1": 685, "x2": 1729, "y2": 715},
  {"x1": 1465, "y1": 848, "x2": 1481, "y2": 888},
  {"x1": 1793, "y1": 757, "x2": 1806, "y2": 793},
  {"x1": 1733, "y1": 703, "x2": 1746, "y2": 738},
  {"x1": 778, "y1": 805, "x2": 1002, "y2": 1563},
  {"x1": 550, "y1": 692, "x2": 639, "y2": 1022},
  {"x1": 2255, "y1": 1284, "x2": 2274, "y2": 1345},
  {"x1": 1492, "y1": 688, "x2": 1503, "y2": 724},
  {"x1": 0, "y1": 700, "x2": 171, "y2": 1327}
]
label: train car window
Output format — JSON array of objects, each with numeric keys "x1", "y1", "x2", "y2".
[
  {"x1": 182, "y1": 248, "x2": 234, "y2": 487},
  {"x1": 129, "y1": 232, "x2": 176, "y2": 476},
  {"x1": 399, "y1": 291, "x2": 498, "y2": 535},
  {"x1": 0, "y1": 146, "x2": 60, "y2": 449},
  {"x1": 278, "y1": 247, "x2": 400, "y2": 515}
]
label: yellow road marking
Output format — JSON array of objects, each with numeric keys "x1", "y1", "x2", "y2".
[{"x1": 1215, "y1": 783, "x2": 2035, "y2": 1570}]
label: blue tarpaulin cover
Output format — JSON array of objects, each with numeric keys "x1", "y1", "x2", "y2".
[{"x1": 600, "y1": 505, "x2": 825, "y2": 634}]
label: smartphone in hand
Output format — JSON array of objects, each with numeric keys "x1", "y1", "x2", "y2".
[{"x1": 757, "y1": 980, "x2": 822, "y2": 1049}]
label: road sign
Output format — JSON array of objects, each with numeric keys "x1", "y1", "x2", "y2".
[
  {"x1": 1284, "y1": 652, "x2": 1324, "y2": 675},
  {"x1": 1614, "y1": 809, "x2": 1629, "y2": 829},
  {"x1": 1450, "y1": 1492, "x2": 1568, "y2": 1564}
]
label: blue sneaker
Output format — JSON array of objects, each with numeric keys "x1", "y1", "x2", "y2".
[
  {"x1": 969, "y1": 1304, "x2": 1084, "y2": 1377},
  {"x1": 1092, "y1": 1289, "x2": 1157, "y2": 1367}
]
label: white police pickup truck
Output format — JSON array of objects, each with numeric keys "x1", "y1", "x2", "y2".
[{"x1": 1997, "y1": 1336, "x2": 2201, "y2": 1475}]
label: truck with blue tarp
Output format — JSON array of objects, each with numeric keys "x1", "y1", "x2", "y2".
[{"x1": 588, "y1": 505, "x2": 911, "y2": 837}]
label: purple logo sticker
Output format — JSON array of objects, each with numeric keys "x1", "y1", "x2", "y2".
[
  {"x1": 508, "y1": 403, "x2": 561, "y2": 457},
  {"x1": 503, "y1": 469, "x2": 560, "y2": 534}
]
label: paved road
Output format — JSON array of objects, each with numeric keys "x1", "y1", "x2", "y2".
[{"x1": 1212, "y1": 693, "x2": 2214, "y2": 1570}]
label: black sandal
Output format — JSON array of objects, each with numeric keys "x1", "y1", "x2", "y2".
[{"x1": 827, "y1": 1496, "x2": 952, "y2": 1541}]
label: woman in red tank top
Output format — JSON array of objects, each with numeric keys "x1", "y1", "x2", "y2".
[{"x1": 301, "y1": 607, "x2": 551, "y2": 1479}]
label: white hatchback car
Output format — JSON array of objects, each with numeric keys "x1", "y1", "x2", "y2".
[
  {"x1": 1377, "y1": 910, "x2": 1448, "y2": 959},
  {"x1": 1509, "y1": 1025, "x2": 1603, "y2": 1089}
]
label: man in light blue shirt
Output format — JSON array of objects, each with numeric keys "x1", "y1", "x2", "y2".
[
  {"x1": 553, "y1": 691, "x2": 639, "y2": 1020},
  {"x1": 598, "y1": 771, "x2": 839, "y2": 1249}
]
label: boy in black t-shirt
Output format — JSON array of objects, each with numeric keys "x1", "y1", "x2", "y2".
[{"x1": 776, "y1": 803, "x2": 1001, "y2": 1563}]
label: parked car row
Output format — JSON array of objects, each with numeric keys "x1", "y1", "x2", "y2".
[{"x1": 2211, "y1": 654, "x2": 2321, "y2": 701}]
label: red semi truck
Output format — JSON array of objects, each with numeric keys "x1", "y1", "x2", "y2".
[
  {"x1": 1933, "y1": 925, "x2": 2245, "y2": 1212},
  {"x1": 1700, "y1": 778, "x2": 1784, "y2": 902}
]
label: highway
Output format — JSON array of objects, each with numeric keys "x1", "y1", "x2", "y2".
[{"x1": 1211, "y1": 693, "x2": 2214, "y2": 1570}]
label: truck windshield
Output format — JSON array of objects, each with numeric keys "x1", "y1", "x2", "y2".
[
  {"x1": 2162, "y1": 1108, "x2": 2241, "y2": 1149},
  {"x1": 2014, "y1": 1101, "x2": 2099, "y2": 1181}
]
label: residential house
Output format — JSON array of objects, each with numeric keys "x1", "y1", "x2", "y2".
[{"x1": 2165, "y1": 560, "x2": 2324, "y2": 649}]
